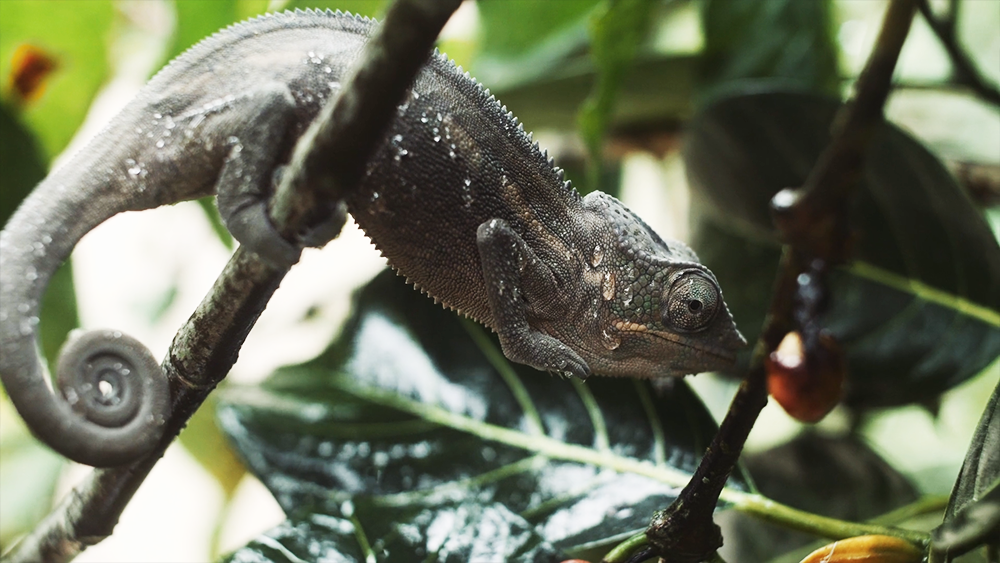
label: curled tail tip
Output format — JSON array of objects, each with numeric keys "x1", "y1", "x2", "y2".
[{"x1": 1, "y1": 327, "x2": 173, "y2": 467}]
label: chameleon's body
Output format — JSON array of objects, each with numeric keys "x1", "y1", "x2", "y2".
[{"x1": 0, "y1": 10, "x2": 744, "y2": 467}]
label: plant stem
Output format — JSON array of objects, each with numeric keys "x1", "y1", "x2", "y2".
[{"x1": 722, "y1": 490, "x2": 930, "y2": 547}]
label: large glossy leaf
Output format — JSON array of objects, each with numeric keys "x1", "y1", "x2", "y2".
[
  {"x1": 218, "y1": 269, "x2": 749, "y2": 562},
  {"x1": 699, "y1": 0, "x2": 839, "y2": 96},
  {"x1": 684, "y1": 90, "x2": 1000, "y2": 407}
]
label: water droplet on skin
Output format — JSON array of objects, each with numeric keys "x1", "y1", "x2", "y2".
[
  {"x1": 602, "y1": 329, "x2": 621, "y2": 350},
  {"x1": 433, "y1": 135, "x2": 441, "y2": 142},
  {"x1": 591, "y1": 245, "x2": 604, "y2": 267},
  {"x1": 324, "y1": 66, "x2": 332, "y2": 73},
  {"x1": 155, "y1": 139, "x2": 165, "y2": 148},
  {"x1": 392, "y1": 134, "x2": 403, "y2": 143},
  {"x1": 602, "y1": 271, "x2": 615, "y2": 301}
]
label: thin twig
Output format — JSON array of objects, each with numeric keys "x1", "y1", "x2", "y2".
[
  {"x1": 1, "y1": 1, "x2": 460, "y2": 561},
  {"x1": 917, "y1": 0, "x2": 1000, "y2": 108}
]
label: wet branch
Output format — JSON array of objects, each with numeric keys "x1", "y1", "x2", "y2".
[
  {"x1": 605, "y1": 0, "x2": 921, "y2": 561},
  {"x1": 1, "y1": 1, "x2": 460, "y2": 561}
]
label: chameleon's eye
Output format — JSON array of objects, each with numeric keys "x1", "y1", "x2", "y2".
[{"x1": 663, "y1": 271, "x2": 720, "y2": 332}]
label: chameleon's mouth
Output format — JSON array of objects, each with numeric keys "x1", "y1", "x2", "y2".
[{"x1": 641, "y1": 328, "x2": 740, "y2": 364}]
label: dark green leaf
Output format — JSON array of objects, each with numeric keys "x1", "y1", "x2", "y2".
[
  {"x1": 683, "y1": 90, "x2": 1000, "y2": 406},
  {"x1": 219, "y1": 270, "x2": 748, "y2": 560},
  {"x1": 932, "y1": 379, "x2": 1000, "y2": 556},
  {"x1": 699, "y1": 0, "x2": 839, "y2": 96},
  {"x1": 223, "y1": 503, "x2": 563, "y2": 563},
  {"x1": 719, "y1": 433, "x2": 919, "y2": 562},
  {"x1": 947, "y1": 379, "x2": 1000, "y2": 520}
]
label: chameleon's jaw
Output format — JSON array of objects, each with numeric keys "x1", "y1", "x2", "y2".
[{"x1": 585, "y1": 323, "x2": 745, "y2": 378}]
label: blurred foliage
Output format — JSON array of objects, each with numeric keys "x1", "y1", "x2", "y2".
[{"x1": 0, "y1": 0, "x2": 997, "y2": 561}]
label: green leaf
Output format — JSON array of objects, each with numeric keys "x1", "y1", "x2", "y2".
[
  {"x1": 0, "y1": 402, "x2": 64, "y2": 552},
  {"x1": 223, "y1": 503, "x2": 563, "y2": 563},
  {"x1": 285, "y1": 0, "x2": 390, "y2": 19},
  {"x1": 683, "y1": 90, "x2": 1000, "y2": 407},
  {"x1": 578, "y1": 0, "x2": 657, "y2": 189},
  {"x1": 179, "y1": 395, "x2": 246, "y2": 498},
  {"x1": 932, "y1": 379, "x2": 1000, "y2": 556},
  {"x1": 699, "y1": 0, "x2": 839, "y2": 96},
  {"x1": 0, "y1": 105, "x2": 79, "y2": 372},
  {"x1": 947, "y1": 379, "x2": 1000, "y2": 520},
  {"x1": 0, "y1": 0, "x2": 113, "y2": 159},
  {"x1": 475, "y1": 0, "x2": 602, "y2": 90},
  {"x1": 218, "y1": 270, "x2": 748, "y2": 561},
  {"x1": 721, "y1": 433, "x2": 919, "y2": 562}
]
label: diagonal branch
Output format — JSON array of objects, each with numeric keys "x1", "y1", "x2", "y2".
[
  {"x1": 1, "y1": 1, "x2": 460, "y2": 562},
  {"x1": 607, "y1": 1, "x2": 922, "y2": 561},
  {"x1": 917, "y1": 0, "x2": 1000, "y2": 108}
]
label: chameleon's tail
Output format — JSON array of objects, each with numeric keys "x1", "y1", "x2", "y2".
[{"x1": 0, "y1": 172, "x2": 171, "y2": 467}]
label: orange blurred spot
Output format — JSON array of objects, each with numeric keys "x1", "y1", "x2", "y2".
[{"x1": 9, "y1": 44, "x2": 58, "y2": 103}]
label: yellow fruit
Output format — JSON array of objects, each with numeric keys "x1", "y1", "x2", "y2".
[{"x1": 799, "y1": 535, "x2": 922, "y2": 563}]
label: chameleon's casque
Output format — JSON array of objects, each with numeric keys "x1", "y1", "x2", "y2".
[{"x1": 0, "y1": 10, "x2": 744, "y2": 467}]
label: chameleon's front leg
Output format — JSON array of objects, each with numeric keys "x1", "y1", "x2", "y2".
[{"x1": 476, "y1": 218, "x2": 591, "y2": 380}]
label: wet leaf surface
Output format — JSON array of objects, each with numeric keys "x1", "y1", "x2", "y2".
[
  {"x1": 684, "y1": 90, "x2": 1000, "y2": 407},
  {"x1": 219, "y1": 270, "x2": 749, "y2": 562}
]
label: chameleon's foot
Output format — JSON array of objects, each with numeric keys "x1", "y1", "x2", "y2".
[{"x1": 500, "y1": 331, "x2": 591, "y2": 381}]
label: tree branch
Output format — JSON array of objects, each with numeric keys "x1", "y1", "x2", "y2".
[
  {"x1": 2, "y1": 1, "x2": 460, "y2": 561},
  {"x1": 917, "y1": 0, "x2": 1000, "y2": 108},
  {"x1": 615, "y1": 0, "x2": 921, "y2": 561}
]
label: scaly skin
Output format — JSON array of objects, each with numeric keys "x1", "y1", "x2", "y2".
[{"x1": 0, "y1": 10, "x2": 744, "y2": 468}]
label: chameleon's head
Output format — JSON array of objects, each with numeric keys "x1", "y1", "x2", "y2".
[
  {"x1": 579, "y1": 192, "x2": 745, "y2": 378},
  {"x1": 591, "y1": 261, "x2": 746, "y2": 378}
]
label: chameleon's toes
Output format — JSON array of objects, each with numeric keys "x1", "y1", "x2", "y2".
[{"x1": 562, "y1": 357, "x2": 591, "y2": 381}]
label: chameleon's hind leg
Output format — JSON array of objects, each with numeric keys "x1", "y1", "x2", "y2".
[{"x1": 476, "y1": 218, "x2": 591, "y2": 380}]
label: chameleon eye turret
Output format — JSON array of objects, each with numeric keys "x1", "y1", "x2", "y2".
[{"x1": 664, "y1": 270, "x2": 721, "y2": 333}]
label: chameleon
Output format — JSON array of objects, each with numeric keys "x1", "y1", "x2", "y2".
[{"x1": 0, "y1": 9, "x2": 745, "y2": 468}]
